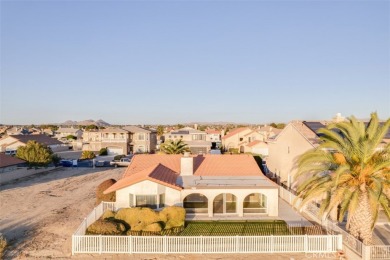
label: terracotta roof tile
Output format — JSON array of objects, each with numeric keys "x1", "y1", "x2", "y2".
[
  {"x1": 104, "y1": 163, "x2": 181, "y2": 194},
  {"x1": 247, "y1": 140, "x2": 261, "y2": 147}
]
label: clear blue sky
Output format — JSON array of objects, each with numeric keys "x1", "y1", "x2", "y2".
[{"x1": 1, "y1": 1, "x2": 389, "y2": 125}]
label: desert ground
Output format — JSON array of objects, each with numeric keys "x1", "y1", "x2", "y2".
[{"x1": 0, "y1": 167, "x2": 338, "y2": 260}]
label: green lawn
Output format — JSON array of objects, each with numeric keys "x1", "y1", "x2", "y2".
[{"x1": 179, "y1": 220, "x2": 291, "y2": 236}]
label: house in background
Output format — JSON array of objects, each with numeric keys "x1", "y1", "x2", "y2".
[
  {"x1": 104, "y1": 153, "x2": 278, "y2": 218},
  {"x1": 122, "y1": 126, "x2": 157, "y2": 153},
  {"x1": 222, "y1": 127, "x2": 270, "y2": 155},
  {"x1": 205, "y1": 129, "x2": 222, "y2": 149},
  {"x1": 0, "y1": 134, "x2": 68, "y2": 153},
  {"x1": 0, "y1": 153, "x2": 26, "y2": 173},
  {"x1": 266, "y1": 121, "x2": 326, "y2": 189},
  {"x1": 82, "y1": 128, "x2": 130, "y2": 155},
  {"x1": 55, "y1": 127, "x2": 83, "y2": 140},
  {"x1": 6, "y1": 127, "x2": 30, "y2": 136},
  {"x1": 164, "y1": 127, "x2": 211, "y2": 154}
]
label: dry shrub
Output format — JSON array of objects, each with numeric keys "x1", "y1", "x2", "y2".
[
  {"x1": 102, "y1": 210, "x2": 116, "y2": 220},
  {"x1": 86, "y1": 219, "x2": 126, "y2": 235},
  {"x1": 143, "y1": 223, "x2": 162, "y2": 232},
  {"x1": 115, "y1": 207, "x2": 160, "y2": 231},
  {"x1": 96, "y1": 179, "x2": 116, "y2": 204},
  {"x1": 0, "y1": 233, "x2": 7, "y2": 258},
  {"x1": 159, "y1": 206, "x2": 186, "y2": 229}
]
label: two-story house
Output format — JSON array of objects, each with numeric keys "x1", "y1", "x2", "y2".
[
  {"x1": 222, "y1": 127, "x2": 268, "y2": 155},
  {"x1": 82, "y1": 128, "x2": 131, "y2": 155},
  {"x1": 164, "y1": 127, "x2": 211, "y2": 154},
  {"x1": 205, "y1": 129, "x2": 222, "y2": 149},
  {"x1": 122, "y1": 126, "x2": 157, "y2": 153},
  {"x1": 55, "y1": 127, "x2": 83, "y2": 140}
]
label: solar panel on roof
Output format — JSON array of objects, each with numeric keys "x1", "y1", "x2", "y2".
[{"x1": 303, "y1": 121, "x2": 326, "y2": 136}]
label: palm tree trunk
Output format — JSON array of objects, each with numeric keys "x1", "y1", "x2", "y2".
[{"x1": 347, "y1": 192, "x2": 373, "y2": 244}]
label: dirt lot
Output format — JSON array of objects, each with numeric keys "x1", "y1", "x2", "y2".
[{"x1": 0, "y1": 167, "x2": 337, "y2": 260}]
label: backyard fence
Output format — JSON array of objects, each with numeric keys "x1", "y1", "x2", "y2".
[
  {"x1": 72, "y1": 234, "x2": 342, "y2": 254},
  {"x1": 72, "y1": 201, "x2": 342, "y2": 255},
  {"x1": 278, "y1": 185, "x2": 390, "y2": 260}
]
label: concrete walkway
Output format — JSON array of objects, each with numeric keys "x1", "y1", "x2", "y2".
[{"x1": 186, "y1": 199, "x2": 313, "y2": 227}]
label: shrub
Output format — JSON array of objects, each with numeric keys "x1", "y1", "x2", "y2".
[
  {"x1": 114, "y1": 154, "x2": 125, "y2": 161},
  {"x1": 102, "y1": 210, "x2": 116, "y2": 220},
  {"x1": 86, "y1": 219, "x2": 126, "y2": 235},
  {"x1": 0, "y1": 233, "x2": 7, "y2": 258},
  {"x1": 66, "y1": 135, "x2": 77, "y2": 140},
  {"x1": 96, "y1": 179, "x2": 116, "y2": 205},
  {"x1": 51, "y1": 154, "x2": 61, "y2": 166},
  {"x1": 228, "y1": 148, "x2": 239, "y2": 154},
  {"x1": 115, "y1": 207, "x2": 160, "y2": 231},
  {"x1": 99, "y1": 148, "x2": 108, "y2": 156},
  {"x1": 81, "y1": 150, "x2": 96, "y2": 159},
  {"x1": 143, "y1": 223, "x2": 162, "y2": 232},
  {"x1": 159, "y1": 206, "x2": 186, "y2": 229},
  {"x1": 16, "y1": 141, "x2": 53, "y2": 167}
]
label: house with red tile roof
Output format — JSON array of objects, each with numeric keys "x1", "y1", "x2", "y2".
[
  {"x1": 0, "y1": 153, "x2": 25, "y2": 173},
  {"x1": 222, "y1": 127, "x2": 269, "y2": 155},
  {"x1": 104, "y1": 153, "x2": 278, "y2": 218}
]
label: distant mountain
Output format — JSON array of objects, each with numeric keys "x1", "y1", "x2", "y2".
[{"x1": 61, "y1": 119, "x2": 110, "y2": 126}]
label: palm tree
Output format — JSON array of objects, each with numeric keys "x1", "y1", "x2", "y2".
[
  {"x1": 295, "y1": 112, "x2": 390, "y2": 244},
  {"x1": 160, "y1": 139, "x2": 190, "y2": 154}
]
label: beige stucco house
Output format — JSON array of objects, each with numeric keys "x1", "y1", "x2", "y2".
[
  {"x1": 0, "y1": 134, "x2": 68, "y2": 153},
  {"x1": 222, "y1": 127, "x2": 270, "y2": 155},
  {"x1": 55, "y1": 127, "x2": 83, "y2": 140},
  {"x1": 122, "y1": 126, "x2": 157, "y2": 153},
  {"x1": 164, "y1": 127, "x2": 211, "y2": 154},
  {"x1": 82, "y1": 128, "x2": 131, "y2": 155},
  {"x1": 104, "y1": 153, "x2": 279, "y2": 218},
  {"x1": 266, "y1": 121, "x2": 325, "y2": 189}
]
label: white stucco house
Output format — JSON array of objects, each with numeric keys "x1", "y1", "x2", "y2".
[{"x1": 104, "y1": 153, "x2": 279, "y2": 217}]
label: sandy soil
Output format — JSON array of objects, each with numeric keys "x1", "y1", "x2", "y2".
[{"x1": 0, "y1": 167, "x2": 338, "y2": 260}]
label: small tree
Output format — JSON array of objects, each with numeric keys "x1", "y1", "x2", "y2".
[
  {"x1": 156, "y1": 125, "x2": 164, "y2": 136},
  {"x1": 16, "y1": 141, "x2": 53, "y2": 167},
  {"x1": 99, "y1": 148, "x2": 108, "y2": 156},
  {"x1": 81, "y1": 150, "x2": 96, "y2": 159},
  {"x1": 160, "y1": 139, "x2": 190, "y2": 154},
  {"x1": 66, "y1": 134, "x2": 77, "y2": 140}
]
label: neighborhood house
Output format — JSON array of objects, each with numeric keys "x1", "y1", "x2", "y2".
[{"x1": 104, "y1": 153, "x2": 279, "y2": 217}]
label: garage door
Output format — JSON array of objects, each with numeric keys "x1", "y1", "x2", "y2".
[{"x1": 107, "y1": 147, "x2": 124, "y2": 155}]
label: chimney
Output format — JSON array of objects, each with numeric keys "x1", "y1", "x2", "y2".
[
  {"x1": 194, "y1": 124, "x2": 198, "y2": 130},
  {"x1": 180, "y1": 152, "x2": 193, "y2": 176}
]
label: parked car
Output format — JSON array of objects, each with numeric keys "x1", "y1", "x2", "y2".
[
  {"x1": 60, "y1": 160, "x2": 73, "y2": 167},
  {"x1": 110, "y1": 157, "x2": 132, "y2": 167},
  {"x1": 5, "y1": 150, "x2": 17, "y2": 156}
]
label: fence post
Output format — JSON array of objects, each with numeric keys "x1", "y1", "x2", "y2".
[
  {"x1": 337, "y1": 234, "x2": 343, "y2": 251},
  {"x1": 270, "y1": 235, "x2": 274, "y2": 253},
  {"x1": 200, "y1": 236, "x2": 203, "y2": 254},
  {"x1": 129, "y1": 236, "x2": 133, "y2": 254},
  {"x1": 362, "y1": 244, "x2": 371, "y2": 260},
  {"x1": 304, "y1": 234, "x2": 308, "y2": 253},
  {"x1": 99, "y1": 235, "x2": 102, "y2": 254},
  {"x1": 163, "y1": 236, "x2": 167, "y2": 254},
  {"x1": 236, "y1": 235, "x2": 239, "y2": 253}
]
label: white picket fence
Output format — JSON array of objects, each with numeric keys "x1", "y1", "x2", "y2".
[
  {"x1": 72, "y1": 201, "x2": 342, "y2": 255},
  {"x1": 278, "y1": 186, "x2": 390, "y2": 260},
  {"x1": 72, "y1": 234, "x2": 342, "y2": 254}
]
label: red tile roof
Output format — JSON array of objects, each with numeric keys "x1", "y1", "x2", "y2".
[
  {"x1": 0, "y1": 153, "x2": 25, "y2": 168},
  {"x1": 206, "y1": 129, "x2": 220, "y2": 134},
  {"x1": 221, "y1": 127, "x2": 249, "y2": 140},
  {"x1": 104, "y1": 163, "x2": 182, "y2": 194},
  {"x1": 106, "y1": 154, "x2": 263, "y2": 193}
]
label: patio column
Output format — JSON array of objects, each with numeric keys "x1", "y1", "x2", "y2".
[
  {"x1": 208, "y1": 198, "x2": 213, "y2": 217},
  {"x1": 237, "y1": 197, "x2": 244, "y2": 217}
]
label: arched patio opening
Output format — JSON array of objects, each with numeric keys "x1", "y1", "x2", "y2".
[
  {"x1": 183, "y1": 193, "x2": 208, "y2": 214},
  {"x1": 213, "y1": 193, "x2": 237, "y2": 214},
  {"x1": 243, "y1": 193, "x2": 267, "y2": 214}
]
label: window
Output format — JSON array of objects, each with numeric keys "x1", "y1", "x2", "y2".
[
  {"x1": 138, "y1": 133, "x2": 145, "y2": 140},
  {"x1": 136, "y1": 195, "x2": 157, "y2": 209},
  {"x1": 159, "y1": 194, "x2": 165, "y2": 208},
  {"x1": 239, "y1": 138, "x2": 243, "y2": 141},
  {"x1": 192, "y1": 134, "x2": 205, "y2": 141},
  {"x1": 129, "y1": 194, "x2": 134, "y2": 207}
]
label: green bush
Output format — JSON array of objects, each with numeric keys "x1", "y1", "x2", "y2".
[
  {"x1": 102, "y1": 210, "x2": 116, "y2": 220},
  {"x1": 228, "y1": 148, "x2": 239, "y2": 154},
  {"x1": 114, "y1": 154, "x2": 125, "y2": 161},
  {"x1": 51, "y1": 154, "x2": 61, "y2": 166},
  {"x1": 66, "y1": 134, "x2": 77, "y2": 140},
  {"x1": 115, "y1": 207, "x2": 160, "y2": 231},
  {"x1": 81, "y1": 150, "x2": 96, "y2": 159},
  {"x1": 86, "y1": 219, "x2": 126, "y2": 235},
  {"x1": 96, "y1": 179, "x2": 116, "y2": 205},
  {"x1": 159, "y1": 206, "x2": 186, "y2": 229},
  {"x1": 0, "y1": 233, "x2": 7, "y2": 258},
  {"x1": 99, "y1": 148, "x2": 108, "y2": 156}
]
